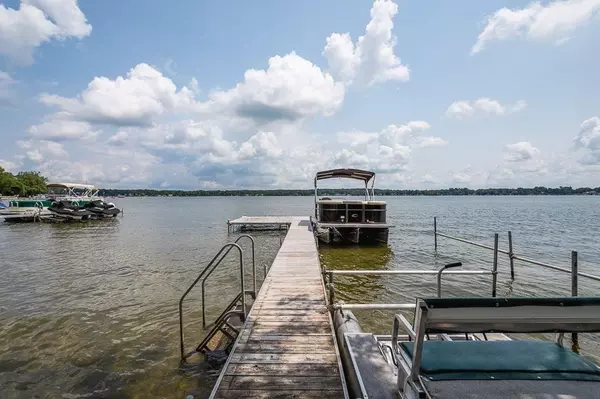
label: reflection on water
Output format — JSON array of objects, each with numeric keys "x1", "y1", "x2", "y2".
[
  {"x1": 320, "y1": 245, "x2": 393, "y2": 304},
  {"x1": 1, "y1": 196, "x2": 600, "y2": 398}
]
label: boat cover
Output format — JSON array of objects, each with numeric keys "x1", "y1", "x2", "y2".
[{"x1": 315, "y1": 168, "x2": 375, "y2": 182}]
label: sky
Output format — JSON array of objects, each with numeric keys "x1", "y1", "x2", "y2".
[{"x1": 0, "y1": 0, "x2": 599, "y2": 189}]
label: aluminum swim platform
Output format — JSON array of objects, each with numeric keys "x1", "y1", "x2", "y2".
[{"x1": 210, "y1": 216, "x2": 348, "y2": 398}]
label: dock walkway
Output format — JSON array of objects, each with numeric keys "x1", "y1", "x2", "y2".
[{"x1": 210, "y1": 217, "x2": 347, "y2": 398}]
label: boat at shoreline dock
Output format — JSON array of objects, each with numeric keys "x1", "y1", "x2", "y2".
[
  {"x1": 0, "y1": 183, "x2": 120, "y2": 223},
  {"x1": 311, "y1": 168, "x2": 393, "y2": 244},
  {"x1": 180, "y1": 211, "x2": 600, "y2": 398},
  {"x1": 47, "y1": 200, "x2": 94, "y2": 221},
  {"x1": 181, "y1": 166, "x2": 600, "y2": 398},
  {"x1": 83, "y1": 200, "x2": 121, "y2": 219}
]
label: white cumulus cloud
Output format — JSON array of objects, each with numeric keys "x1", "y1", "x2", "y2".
[
  {"x1": 574, "y1": 116, "x2": 600, "y2": 164},
  {"x1": 504, "y1": 141, "x2": 541, "y2": 162},
  {"x1": 329, "y1": 121, "x2": 443, "y2": 173},
  {"x1": 39, "y1": 63, "x2": 198, "y2": 127},
  {"x1": 323, "y1": 0, "x2": 409, "y2": 85},
  {"x1": 204, "y1": 52, "x2": 345, "y2": 123},
  {"x1": 472, "y1": 0, "x2": 600, "y2": 54},
  {"x1": 446, "y1": 98, "x2": 527, "y2": 119},
  {"x1": 0, "y1": 0, "x2": 91, "y2": 64},
  {"x1": 28, "y1": 118, "x2": 99, "y2": 141}
]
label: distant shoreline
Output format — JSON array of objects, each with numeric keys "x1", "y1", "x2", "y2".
[{"x1": 98, "y1": 187, "x2": 600, "y2": 197}]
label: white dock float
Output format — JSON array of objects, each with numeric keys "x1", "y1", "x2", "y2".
[{"x1": 211, "y1": 216, "x2": 347, "y2": 398}]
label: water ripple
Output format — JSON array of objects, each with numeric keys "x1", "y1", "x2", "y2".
[{"x1": 1, "y1": 196, "x2": 599, "y2": 398}]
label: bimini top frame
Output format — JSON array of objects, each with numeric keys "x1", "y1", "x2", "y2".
[
  {"x1": 314, "y1": 168, "x2": 376, "y2": 201},
  {"x1": 46, "y1": 183, "x2": 100, "y2": 199}
]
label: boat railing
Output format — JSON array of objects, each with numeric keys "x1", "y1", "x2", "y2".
[
  {"x1": 316, "y1": 202, "x2": 387, "y2": 224},
  {"x1": 178, "y1": 234, "x2": 257, "y2": 363},
  {"x1": 325, "y1": 262, "x2": 496, "y2": 311}
]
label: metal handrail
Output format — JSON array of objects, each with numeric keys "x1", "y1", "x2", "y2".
[
  {"x1": 437, "y1": 262, "x2": 463, "y2": 297},
  {"x1": 510, "y1": 254, "x2": 600, "y2": 282},
  {"x1": 326, "y1": 270, "x2": 488, "y2": 276},
  {"x1": 201, "y1": 235, "x2": 255, "y2": 328},
  {"x1": 433, "y1": 217, "x2": 600, "y2": 283},
  {"x1": 178, "y1": 242, "x2": 244, "y2": 362},
  {"x1": 203, "y1": 291, "x2": 243, "y2": 330},
  {"x1": 334, "y1": 303, "x2": 415, "y2": 310},
  {"x1": 325, "y1": 264, "x2": 494, "y2": 306},
  {"x1": 435, "y1": 231, "x2": 510, "y2": 255}
]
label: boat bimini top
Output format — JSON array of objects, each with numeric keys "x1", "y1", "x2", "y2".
[
  {"x1": 46, "y1": 183, "x2": 100, "y2": 198},
  {"x1": 314, "y1": 168, "x2": 376, "y2": 201}
]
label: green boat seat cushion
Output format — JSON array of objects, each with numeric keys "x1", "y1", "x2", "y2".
[{"x1": 400, "y1": 341, "x2": 600, "y2": 381}]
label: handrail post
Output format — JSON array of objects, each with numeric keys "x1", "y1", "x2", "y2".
[
  {"x1": 492, "y1": 233, "x2": 499, "y2": 297},
  {"x1": 437, "y1": 262, "x2": 463, "y2": 297},
  {"x1": 434, "y1": 217, "x2": 437, "y2": 253},
  {"x1": 238, "y1": 245, "x2": 246, "y2": 321},
  {"x1": 571, "y1": 251, "x2": 579, "y2": 353},
  {"x1": 508, "y1": 231, "x2": 515, "y2": 280},
  {"x1": 248, "y1": 236, "x2": 256, "y2": 295}
]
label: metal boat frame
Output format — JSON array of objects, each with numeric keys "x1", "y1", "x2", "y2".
[{"x1": 312, "y1": 168, "x2": 392, "y2": 244}]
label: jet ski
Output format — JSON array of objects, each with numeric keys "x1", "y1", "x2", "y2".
[
  {"x1": 84, "y1": 200, "x2": 121, "y2": 219},
  {"x1": 47, "y1": 200, "x2": 93, "y2": 221}
]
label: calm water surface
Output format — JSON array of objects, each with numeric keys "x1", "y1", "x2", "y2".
[{"x1": 1, "y1": 196, "x2": 599, "y2": 398}]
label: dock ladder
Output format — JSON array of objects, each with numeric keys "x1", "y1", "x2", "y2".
[{"x1": 178, "y1": 235, "x2": 256, "y2": 364}]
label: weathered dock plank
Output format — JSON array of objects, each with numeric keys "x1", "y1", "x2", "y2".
[{"x1": 210, "y1": 217, "x2": 347, "y2": 399}]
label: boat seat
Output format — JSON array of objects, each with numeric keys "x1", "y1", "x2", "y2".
[
  {"x1": 400, "y1": 340, "x2": 600, "y2": 381},
  {"x1": 394, "y1": 297, "x2": 600, "y2": 398}
]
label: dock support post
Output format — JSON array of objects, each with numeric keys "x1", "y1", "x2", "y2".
[
  {"x1": 328, "y1": 271, "x2": 335, "y2": 305},
  {"x1": 508, "y1": 231, "x2": 515, "y2": 280},
  {"x1": 571, "y1": 251, "x2": 579, "y2": 352},
  {"x1": 279, "y1": 225, "x2": 283, "y2": 246},
  {"x1": 492, "y1": 233, "x2": 499, "y2": 297},
  {"x1": 434, "y1": 217, "x2": 437, "y2": 253}
]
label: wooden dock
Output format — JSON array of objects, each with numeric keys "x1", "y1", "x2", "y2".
[
  {"x1": 210, "y1": 217, "x2": 348, "y2": 398},
  {"x1": 227, "y1": 216, "x2": 299, "y2": 232}
]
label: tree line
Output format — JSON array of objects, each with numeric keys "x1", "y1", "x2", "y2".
[
  {"x1": 0, "y1": 168, "x2": 48, "y2": 196},
  {"x1": 1, "y1": 169, "x2": 598, "y2": 197},
  {"x1": 100, "y1": 186, "x2": 600, "y2": 197}
]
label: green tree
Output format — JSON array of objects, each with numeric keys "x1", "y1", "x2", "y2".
[
  {"x1": 0, "y1": 167, "x2": 24, "y2": 196},
  {"x1": 15, "y1": 171, "x2": 48, "y2": 196}
]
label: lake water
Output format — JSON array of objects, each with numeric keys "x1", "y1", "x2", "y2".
[{"x1": 1, "y1": 196, "x2": 599, "y2": 398}]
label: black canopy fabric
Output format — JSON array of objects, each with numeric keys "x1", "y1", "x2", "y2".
[{"x1": 315, "y1": 168, "x2": 375, "y2": 182}]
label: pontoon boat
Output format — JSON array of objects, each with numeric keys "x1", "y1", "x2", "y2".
[
  {"x1": 312, "y1": 168, "x2": 392, "y2": 244},
  {"x1": 0, "y1": 183, "x2": 102, "y2": 222}
]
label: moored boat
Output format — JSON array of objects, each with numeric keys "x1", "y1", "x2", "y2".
[
  {"x1": 311, "y1": 168, "x2": 393, "y2": 244},
  {"x1": 333, "y1": 296, "x2": 600, "y2": 399},
  {"x1": 1, "y1": 183, "x2": 103, "y2": 222},
  {"x1": 47, "y1": 200, "x2": 94, "y2": 221},
  {"x1": 84, "y1": 200, "x2": 121, "y2": 219}
]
